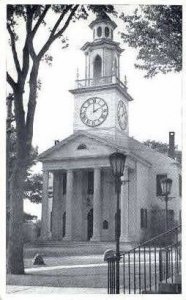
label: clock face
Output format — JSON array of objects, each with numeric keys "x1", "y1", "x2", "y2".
[
  {"x1": 117, "y1": 100, "x2": 128, "y2": 130},
  {"x1": 80, "y1": 97, "x2": 108, "y2": 127}
]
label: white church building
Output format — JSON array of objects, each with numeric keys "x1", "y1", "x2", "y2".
[{"x1": 39, "y1": 12, "x2": 181, "y2": 245}]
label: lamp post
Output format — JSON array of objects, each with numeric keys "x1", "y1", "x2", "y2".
[
  {"x1": 160, "y1": 177, "x2": 173, "y2": 280},
  {"x1": 109, "y1": 152, "x2": 127, "y2": 294},
  {"x1": 160, "y1": 178, "x2": 173, "y2": 232}
]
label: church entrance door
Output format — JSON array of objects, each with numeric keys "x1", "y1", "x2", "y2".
[{"x1": 87, "y1": 208, "x2": 93, "y2": 241}]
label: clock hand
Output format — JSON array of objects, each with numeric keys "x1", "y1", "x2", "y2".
[{"x1": 94, "y1": 104, "x2": 105, "y2": 113}]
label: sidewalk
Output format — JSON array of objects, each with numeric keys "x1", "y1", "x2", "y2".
[{"x1": 7, "y1": 285, "x2": 107, "y2": 294}]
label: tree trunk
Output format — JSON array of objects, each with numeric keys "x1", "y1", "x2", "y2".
[{"x1": 7, "y1": 159, "x2": 27, "y2": 274}]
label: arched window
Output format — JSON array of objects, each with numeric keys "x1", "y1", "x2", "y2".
[
  {"x1": 105, "y1": 27, "x2": 109, "y2": 37},
  {"x1": 93, "y1": 55, "x2": 102, "y2": 78},
  {"x1": 97, "y1": 26, "x2": 102, "y2": 37},
  {"x1": 77, "y1": 143, "x2": 87, "y2": 150}
]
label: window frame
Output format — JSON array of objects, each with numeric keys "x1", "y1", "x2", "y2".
[
  {"x1": 97, "y1": 26, "x2": 102, "y2": 37},
  {"x1": 105, "y1": 26, "x2": 110, "y2": 37},
  {"x1": 140, "y1": 208, "x2": 148, "y2": 229}
]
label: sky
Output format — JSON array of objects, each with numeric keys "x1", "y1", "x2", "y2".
[
  {"x1": 6, "y1": 5, "x2": 183, "y2": 217},
  {"x1": 32, "y1": 5, "x2": 182, "y2": 155}
]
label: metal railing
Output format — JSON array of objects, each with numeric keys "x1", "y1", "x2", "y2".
[
  {"x1": 75, "y1": 75, "x2": 127, "y2": 91},
  {"x1": 107, "y1": 225, "x2": 181, "y2": 294}
]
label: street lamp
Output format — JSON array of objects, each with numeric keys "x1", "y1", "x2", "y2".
[
  {"x1": 160, "y1": 177, "x2": 173, "y2": 281},
  {"x1": 160, "y1": 178, "x2": 173, "y2": 232},
  {"x1": 109, "y1": 152, "x2": 127, "y2": 294}
]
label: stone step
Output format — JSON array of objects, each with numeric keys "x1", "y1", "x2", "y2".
[
  {"x1": 24, "y1": 241, "x2": 135, "y2": 257},
  {"x1": 158, "y1": 283, "x2": 181, "y2": 294}
]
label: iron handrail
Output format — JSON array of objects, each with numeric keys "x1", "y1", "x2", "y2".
[
  {"x1": 107, "y1": 225, "x2": 181, "y2": 294},
  {"x1": 121, "y1": 225, "x2": 181, "y2": 256}
]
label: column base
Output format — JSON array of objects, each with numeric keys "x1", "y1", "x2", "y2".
[
  {"x1": 63, "y1": 235, "x2": 72, "y2": 241},
  {"x1": 90, "y1": 236, "x2": 101, "y2": 242},
  {"x1": 120, "y1": 235, "x2": 132, "y2": 243},
  {"x1": 40, "y1": 231, "x2": 51, "y2": 241}
]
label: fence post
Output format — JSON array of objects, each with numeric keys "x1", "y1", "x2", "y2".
[{"x1": 159, "y1": 249, "x2": 163, "y2": 282}]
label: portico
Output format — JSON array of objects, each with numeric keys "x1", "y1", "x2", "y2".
[{"x1": 40, "y1": 140, "x2": 137, "y2": 243}]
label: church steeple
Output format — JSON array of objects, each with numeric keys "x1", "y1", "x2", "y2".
[
  {"x1": 70, "y1": 12, "x2": 133, "y2": 135},
  {"x1": 81, "y1": 12, "x2": 123, "y2": 81}
]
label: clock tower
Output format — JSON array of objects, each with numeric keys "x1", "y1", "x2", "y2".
[{"x1": 70, "y1": 11, "x2": 133, "y2": 136}]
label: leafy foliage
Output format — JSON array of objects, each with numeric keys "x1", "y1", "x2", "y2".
[
  {"x1": 143, "y1": 139, "x2": 169, "y2": 154},
  {"x1": 143, "y1": 139, "x2": 182, "y2": 163},
  {"x1": 120, "y1": 5, "x2": 182, "y2": 77},
  {"x1": 6, "y1": 93, "x2": 42, "y2": 206},
  {"x1": 23, "y1": 212, "x2": 37, "y2": 222},
  {"x1": 24, "y1": 173, "x2": 43, "y2": 204}
]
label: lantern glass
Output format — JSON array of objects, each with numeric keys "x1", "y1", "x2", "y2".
[
  {"x1": 160, "y1": 178, "x2": 172, "y2": 195},
  {"x1": 109, "y1": 152, "x2": 127, "y2": 177}
]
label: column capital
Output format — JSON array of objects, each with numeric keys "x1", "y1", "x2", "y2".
[
  {"x1": 67, "y1": 169, "x2": 73, "y2": 174},
  {"x1": 94, "y1": 167, "x2": 101, "y2": 171},
  {"x1": 43, "y1": 169, "x2": 49, "y2": 174}
]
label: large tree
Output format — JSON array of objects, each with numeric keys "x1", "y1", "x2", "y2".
[
  {"x1": 120, "y1": 5, "x2": 182, "y2": 78},
  {"x1": 7, "y1": 4, "x2": 114, "y2": 274}
]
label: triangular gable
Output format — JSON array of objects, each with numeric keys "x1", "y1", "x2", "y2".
[{"x1": 39, "y1": 131, "x2": 125, "y2": 161}]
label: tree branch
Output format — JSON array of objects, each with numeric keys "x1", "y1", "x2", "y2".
[
  {"x1": 53, "y1": 5, "x2": 79, "y2": 40},
  {"x1": 7, "y1": 24, "x2": 21, "y2": 75},
  {"x1": 32, "y1": 5, "x2": 50, "y2": 37},
  {"x1": 25, "y1": 62, "x2": 39, "y2": 152},
  {"x1": 49, "y1": 5, "x2": 72, "y2": 38},
  {"x1": 37, "y1": 4, "x2": 79, "y2": 60},
  {"x1": 7, "y1": 72, "x2": 16, "y2": 90},
  {"x1": 20, "y1": 6, "x2": 34, "y2": 88}
]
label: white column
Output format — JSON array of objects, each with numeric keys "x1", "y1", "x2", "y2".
[
  {"x1": 51, "y1": 172, "x2": 62, "y2": 240},
  {"x1": 41, "y1": 170, "x2": 50, "y2": 240},
  {"x1": 64, "y1": 170, "x2": 73, "y2": 240},
  {"x1": 120, "y1": 167, "x2": 130, "y2": 242},
  {"x1": 91, "y1": 168, "x2": 102, "y2": 241}
]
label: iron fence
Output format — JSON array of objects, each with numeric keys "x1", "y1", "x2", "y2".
[{"x1": 107, "y1": 225, "x2": 181, "y2": 294}]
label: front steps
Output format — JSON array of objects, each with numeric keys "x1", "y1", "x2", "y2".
[
  {"x1": 142, "y1": 274, "x2": 182, "y2": 294},
  {"x1": 24, "y1": 241, "x2": 136, "y2": 257}
]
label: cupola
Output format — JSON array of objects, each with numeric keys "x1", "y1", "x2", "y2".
[{"x1": 89, "y1": 11, "x2": 117, "y2": 41}]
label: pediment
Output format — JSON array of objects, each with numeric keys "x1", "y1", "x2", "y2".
[{"x1": 39, "y1": 133, "x2": 117, "y2": 161}]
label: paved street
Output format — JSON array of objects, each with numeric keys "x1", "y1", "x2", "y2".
[{"x1": 7, "y1": 285, "x2": 107, "y2": 294}]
